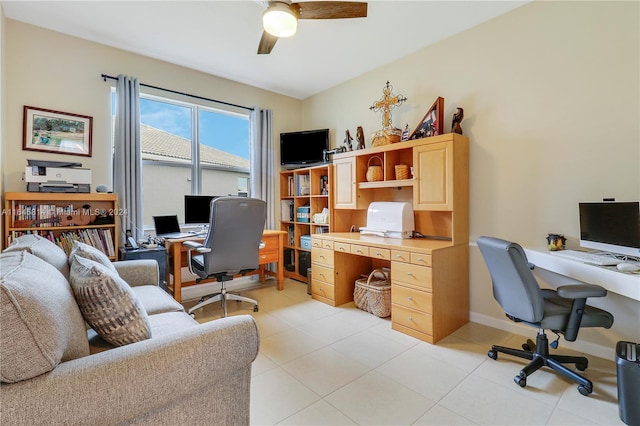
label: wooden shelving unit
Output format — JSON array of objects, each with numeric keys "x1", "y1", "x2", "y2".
[
  {"x1": 280, "y1": 164, "x2": 333, "y2": 282},
  {"x1": 4, "y1": 192, "x2": 120, "y2": 260}
]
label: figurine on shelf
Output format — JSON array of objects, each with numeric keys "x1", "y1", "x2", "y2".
[
  {"x1": 401, "y1": 124, "x2": 410, "y2": 141},
  {"x1": 344, "y1": 129, "x2": 353, "y2": 151},
  {"x1": 356, "y1": 126, "x2": 366, "y2": 150},
  {"x1": 451, "y1": 107, "x2": 464, "y2": 135}
]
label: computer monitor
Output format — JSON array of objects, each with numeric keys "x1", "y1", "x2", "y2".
[
  {"x1": 579, "y1": 201, "x2": 640, "y2": 257},
  {"x1": 184, "y1": 195, "x2": 216, "y2": 225}
]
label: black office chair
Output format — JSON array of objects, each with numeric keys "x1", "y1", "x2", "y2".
[
  {"x1": 184, "y1": 197, "x2": 267, "y2": 317},
  {"x1": 477, "y1": 236, "x2": 614, "y2": 396}
]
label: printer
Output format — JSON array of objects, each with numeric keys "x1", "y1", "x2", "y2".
[
  {"x1": 25, "y1": 165, "x2": 91, "y2": 193},
  {"x1": 360, "y1": 202, "x2": 415, "y2": 239}
]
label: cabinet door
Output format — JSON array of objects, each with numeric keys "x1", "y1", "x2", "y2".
[
  {"x1": 333, "y1": 157, "x2": 357, "y2": 209},
  {"x1": 413, "y1": 141, "x2": 453, "y2": 210}
]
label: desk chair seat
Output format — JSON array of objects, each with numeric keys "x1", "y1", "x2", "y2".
[
  {"x1": 477, "y1": 236, "x2": 614, "y2": 396},
  {"x1": 184, "y1": 197, "x2": 267, "y2": 318}
]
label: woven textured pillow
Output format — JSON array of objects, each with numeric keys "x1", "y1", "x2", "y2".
[
  {"x1": 1, "y1": 251, "x2": 89, "y2": 383},
  {"x1": 69, "y1": 240, "x2": 116, "y2": 272},
  {"x1": 69, "y1": 256, "x2": 151, "y2": 346},
  {"x1": 3, "y1": 233, "x2": 70, "y2": 279}
]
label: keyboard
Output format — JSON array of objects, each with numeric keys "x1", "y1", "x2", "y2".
[{"x1": 551, "y1": 250, "x2": 622, "y2": 266}]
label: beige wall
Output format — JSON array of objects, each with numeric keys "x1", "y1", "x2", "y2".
[
  {"x1": 302, "y1": 1, "x2": 640, "y2": 356},
  {"x1": 1, "y1": 7, "x2": 5, "y2": 247},
  {"x1": 3, "y1": 19, "x2": 301, "y2": 194}
]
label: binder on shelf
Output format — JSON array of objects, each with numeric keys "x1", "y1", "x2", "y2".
[{"x1": 281, "y1": 200, "x2": 294, "y2": 221}]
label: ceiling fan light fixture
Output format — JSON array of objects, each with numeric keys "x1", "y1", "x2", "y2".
[{"x1": 263, "y1": 3, "x2": 297, "y2": 38}]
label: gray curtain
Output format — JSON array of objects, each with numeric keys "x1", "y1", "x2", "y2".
[
  {"x1": 250, "y1": 108, "x2": 276, "y2": 229},
  {"x1": 114, "y1": 75, "x2": 143, "y2": 241}
]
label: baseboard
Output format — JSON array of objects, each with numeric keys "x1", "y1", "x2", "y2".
[
  {"x1": 469, "y1": 312, "x2": 615, "y2": 360},
  {"x1": 181, "y1": 276, "x2": 271, "y2": 302}
]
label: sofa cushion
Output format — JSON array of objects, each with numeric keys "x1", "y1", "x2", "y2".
[
  {"x1": 0, "y1": 251, "x2": 90, "y2": 383},
  {"x1": 70, "y1": 256, "x2": 152, "y2": 347},
  {"x1": 131, "y1": 285, "x2": 185, "y2": 315},
  {"x1": 69, "y1": 240, "x2": 117, "y2": 273},
  {"x1": 3, "y1": 234, "x2": 70, "y2": 279}
]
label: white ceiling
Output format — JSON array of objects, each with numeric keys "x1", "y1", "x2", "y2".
[{"x1": 2, "y1": 1, "x2": 529, "y2": 99}]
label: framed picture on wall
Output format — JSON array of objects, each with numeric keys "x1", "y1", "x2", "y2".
[
  {"x1": 23, "y1": 106, "x2": 93, "y2": 157},
  {"x1": 409, "y1": 97, "x2": 444, "y2": 140}
]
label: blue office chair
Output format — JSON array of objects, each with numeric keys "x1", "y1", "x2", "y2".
[
  {"x1": 477, "y1": 236, "x2": 614, "y2": 396},
  {"x1": 184, "y1": 197, "x2": 267, "y2": 317}
]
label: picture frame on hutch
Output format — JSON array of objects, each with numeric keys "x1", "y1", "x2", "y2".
[
  {"x1": 23, "y1": 106, "x2": 93, "y2": 157},
  {"x1": 409, "y1": 97, "x2": 444, "y2": 140}
]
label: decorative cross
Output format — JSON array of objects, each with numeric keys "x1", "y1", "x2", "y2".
[{"x1": 370, "y1": 81, "x2": 407, "y2": 129}]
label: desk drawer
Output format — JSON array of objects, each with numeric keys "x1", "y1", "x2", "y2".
[
  {"x1": 392, "y1": 250, "x2": 411, "y2": 263},
  {"x1": 312, "y1": 279, "x2": 335, "y2": 300},
  {"x1": 321, "y1": 240, "x2": 334, "y2": 250},
  {"x1": 312, "y1": 247, "x2": 334, "y2": 267},
  {"x1": 261, "y1": 235, "x2": 279, "y2": 251},
  {"x1": 259, "y1": 249, "x2": 278, "y2": 264},
  {"x1": 370, "y1": 247, "x2": 391, "y2": 261},
  {"x1": 312, "y1": 264, "x2": 334, "y2": 285},
  {"x1": 391, "y1": 285, "x2": 432, "y2": 313},
  {"x1": 411, "y1": 253, "x2": 432, "y2": 267},
  {"x1": 311, "y1": 237, "x2": 323, "y2": 248},
  {"x1": 392, "y1": 261, "x2": 432, "y2": 290},
  {"x1": 334, "y1": 242, "x2": 350, "y2": 253},
  {"x1": 350, "y1": 244, "x2": 369, "y2": 257},
  {"x1": 392, "y1": 305, "x2": 433, "y2": 335}
]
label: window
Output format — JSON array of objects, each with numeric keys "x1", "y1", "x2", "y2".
[{"x1": 112, "y1": 92, "x2": 251, "y2": 229}]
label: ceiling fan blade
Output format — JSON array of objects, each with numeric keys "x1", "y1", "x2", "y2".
[
  {"x1": 257, "y1": 30, "x2": 279, "y2": 55},
  {"x1": 293, "y1": 1, "x2": 367, "y2": 20}
]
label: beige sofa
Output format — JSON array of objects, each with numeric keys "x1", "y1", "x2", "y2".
[{"x1": 1, "y1": 235, "x2": 260, "y2": 425}]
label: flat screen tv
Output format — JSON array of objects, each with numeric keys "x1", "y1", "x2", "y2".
[
  {"x1": 184, "y1": 195, "x2": 216, "y2": 224},
  {"x1": 579, "y1": 201, "x2": 640, "y2": 257},
  {"x1": 280, "y1": 128, "x2": 329, "y2": 168}
]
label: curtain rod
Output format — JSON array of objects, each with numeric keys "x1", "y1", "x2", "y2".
[{"x1": 101, "y1": 73, "x2": 253, "y2": 111}]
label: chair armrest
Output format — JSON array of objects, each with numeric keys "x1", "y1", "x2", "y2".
[
  {"x1": 183, "y1": 240, "x2": 211, "y2": 253},
  {"x1": 557, "y1": 284, "x2": 607, "y2": 299},
  {"x1": 2, "y1": 315, "x2": 259, "y2": 425},
  {"x1": 113, "y1": 259, "x2": 159, "y2": 287}
]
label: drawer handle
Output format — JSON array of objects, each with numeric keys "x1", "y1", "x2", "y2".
[
  {"x1": 407, "y1": 272, "x2": 414, "y2": 277},
  {"x1": 319, "y1": 273, "x2": 325, "y2": 278},
  {"x1": 260, "y1": 255, "x2": 266, "y2": 259},
  {"x1": 324, "y1": 244, "x2": 331, "y2": 248},
  {"x1": 356, "y1": 250, "x2": 363, "y2": 254},
  {"x1": 320, "y1": 255, "x2": 326, "y2": 260},
  {"x1": 320, "y1": 288, "x2": 325, "y2": 293},
  {"x1": 407, "y1": 296, "x2": 413, "y2": 301},
  {"x1": 417, "y1": 257, "x2": 424, "y2": 262},
  {"x1": 339, "y1": 247, "x2": 346, "y2": 251},
  {"x1": 376, "y1": 252, "x2": 383, "y2": 257},
  {"x1": 407, "y1": 316, "x2": 413, "y2": 321}
]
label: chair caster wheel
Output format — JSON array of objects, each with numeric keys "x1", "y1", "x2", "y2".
[
  {"x1": 189, "y1": 313, "x2": 196, "y2": 319},
  {"x1": 514, "y1": 372, "x2": 527, "y2": 388},
  {"x1": 522, "y1": 339, "x2": 535, "y2": 351},
  {"x1": 578, "y1": 384, "x2": 592, "y2": 396},
  {"x1": 253, "y1": 305, "x2": 259, "y2": 312},
  {"x1": 488, "y1": 350, "x2": 497, "y2": 360},
  {"x1": 576, "y1": 361, "x2": 588, "y2": 371}
]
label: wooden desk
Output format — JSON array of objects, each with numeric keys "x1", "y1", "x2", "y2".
[
  {"x1": 165, "y1": 229, "x2": 286, "y2": 303},
  {"x1": 311, "y1": 233, "x2": 469, "y2": 344}
]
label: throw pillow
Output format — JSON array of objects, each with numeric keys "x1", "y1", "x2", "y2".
[
  {"x1": 3, "y1": 233, "x2": 70, "y2": 279},
  {"x1": 68, "y1": 240, "x2": 117, "y2": 272},
  {"x1": 69, "y1": 256, "x2": 151, "y2": 346},
  {"x1": 1, "y1": 251, "x2": 89, "y2": 383}
]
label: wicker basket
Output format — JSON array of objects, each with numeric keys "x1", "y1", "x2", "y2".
[
  {"x1": 366, "y1": 156, "x2": 383, "y2": 182},
  {"x1": 395, "y1": 164, "x2": 409, "y2": 180},
  {"x1": 354, "y1": 268, "x2": 391, "y2": 318}
]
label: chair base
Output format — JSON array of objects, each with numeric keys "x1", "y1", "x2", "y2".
[
  {"x1": 188, "y1": 287, "x2": 259, "y2": 318},
  {"x1": 488, "y1": 331, "x2": 593, "y2": 396}
]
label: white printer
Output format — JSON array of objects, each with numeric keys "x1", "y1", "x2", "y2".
[
  {"x1": 25, "y1": 166, "x2": 91, "y2": 193},
  {"x1": 360, "y1": 202, "x2": 415, "y2": 239}
]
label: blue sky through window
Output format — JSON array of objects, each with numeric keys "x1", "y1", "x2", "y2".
[{"x1": 139, "y1": 97, "x2": 249, "y2": 159}]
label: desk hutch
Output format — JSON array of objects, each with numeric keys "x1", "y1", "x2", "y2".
[{"x1": 308, "y1": 133, "x2": 470, "y2": 343}]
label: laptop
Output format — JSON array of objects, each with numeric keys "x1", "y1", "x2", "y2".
[{"x1": 153, "y1": 215, "x2": 192, "y2": 239}]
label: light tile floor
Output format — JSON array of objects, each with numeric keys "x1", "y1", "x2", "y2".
[{"x1": 182, "y1": 278, "x2": 623, "y2": 426}]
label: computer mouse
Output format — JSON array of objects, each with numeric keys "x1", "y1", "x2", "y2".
[{"x1": 616, "y1": 262, "x2": 640, "y2": 272}]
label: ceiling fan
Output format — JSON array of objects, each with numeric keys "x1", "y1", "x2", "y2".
[{"x1": 258, "y1": 1, "x2": 368, "y2": 54}]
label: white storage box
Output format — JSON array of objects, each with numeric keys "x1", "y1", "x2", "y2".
[{"x1": 360, "y1": 202, "x2": 415, "y2": 239}]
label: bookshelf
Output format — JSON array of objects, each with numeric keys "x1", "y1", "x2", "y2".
[
  {"x1": 3, "y1": 192, "x2": 120, "y2": 260},
  {"x1": 280, "y1": 164, "x2": 333, "y2": 282}
]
